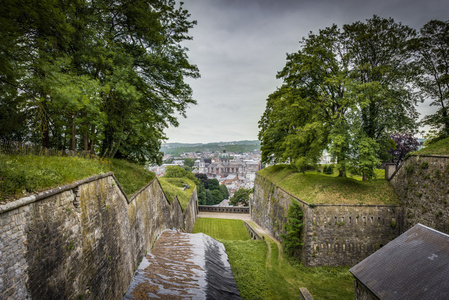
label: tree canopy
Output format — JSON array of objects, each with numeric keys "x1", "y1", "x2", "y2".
[
  {"x1": 259, "y1": 16, "x2": 422, "y2": 179},
  {"x1": 411, "y1": 20, "x2": 449, "y2": 141},
  {"x1": 0, "y1": 0, "x2": 199, "y2": 164},
  {"x1": 229, "y1": 187, "x2": 252, "y2": 207}
]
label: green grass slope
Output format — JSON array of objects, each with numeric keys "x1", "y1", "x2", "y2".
[
  {"x1": 416, "y1": 137, "x2": 449, "y2": 156},
  {"x1": 0, "y1": 154, "x2": 155, "y2": 203},
  {"x1": 258, "y1": 164, "x2": 399, "y2": 205},
  {"x1": 192, "y1": 218, "x2": 354, "y2": 300},
  {"x1": 158, "y1": 177, "x2": 196, "y2": 211},
  {"x1": 193, "y1": 218, "x2": 251, "y2": 240}
]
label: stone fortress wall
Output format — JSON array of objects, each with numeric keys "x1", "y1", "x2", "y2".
[
  {"x1": 389, "y1": 155, "x2": 449, "y2": 234},
  {"x1": 251, "y1": 154, "x2": 449, "y2": 267},
  {"x1": 0, "y1": 173, "x2": 198, "y2": 300},
  {"x1": 251, "y1": 175, "x2": 401, "y2": 267}
]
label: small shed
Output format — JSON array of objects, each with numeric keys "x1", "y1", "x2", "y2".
[{"x1": 350, "y1": 223, "x2": 449, "y2": 299}]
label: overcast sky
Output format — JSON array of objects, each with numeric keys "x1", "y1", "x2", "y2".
[{"x1": 164, "y1": 0, "x2": 449, "y2": 144}]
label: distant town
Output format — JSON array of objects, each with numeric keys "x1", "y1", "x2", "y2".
[
  {"x1": 149, "y1": 140, "x2": 336, "y2": 202},
  {"x1": 150, "y1": 146, "x2": 261, "y2": 199}
]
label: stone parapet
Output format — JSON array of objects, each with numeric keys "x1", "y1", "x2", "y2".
[{"x1": 198, "y1": 205, "x2": 249, "y2": 213}]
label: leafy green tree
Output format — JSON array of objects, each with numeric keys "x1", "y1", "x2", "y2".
[
  {"x1": 164, "y1": 165, "x2": 197, "y2": 182},
  {"x1": 211, "y1": 189, "x2": 224, "y2": 205},
  {"x1": 259, "y1": 16, "x2": 419, "y2": 179},
  {"x1": 205, "y1": 178, "x2": 220, "y2": 191},
  {"x1": 229, "y1": 188, "x2": 252, "y2": 206},
  {"x1": 343, "y1": 16, "x2": 419, "y2": 150},
  {"x1": 184, "y1": 158, "x2": 195, "y2": 168},
  {"x1": 219, "y1": 184, "x2": 230, "y2": 199},
  {"x1": 260, "y1": 25, "x2": 353, "y2": 175},
  {"x1": 0, "y1": 0, "x2": 199, "y2": 165},
  {"x1": 197, "y1": 184, "x2": 207, "y2": 205},
  {"x1": 281, "y1": 201, "x2": 304, "y2": 258},
  {"x1": 205, "y1": 189, "x2": 213, "y2": 205},
  {"x1": 194, "y1": 173, "x2": 209, "y2": 186},
  {"x1": 411, "y1": 20, "x2": 449, "y2": 140}
]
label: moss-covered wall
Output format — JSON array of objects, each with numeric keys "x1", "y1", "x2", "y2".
[
  {"x1": 390, "y1": 155, "x2": 449, "y2": 234},
  {"x1": 251, "y1": 174, "x2": 402, "y2": 267},
  {"x1": 0, "y1": 173, "x2": 197, "y2": 299}
]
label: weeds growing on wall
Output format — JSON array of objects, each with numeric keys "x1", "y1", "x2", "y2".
[{"x1": 281, "y1": 201, "x2": 304, "y2": 259}]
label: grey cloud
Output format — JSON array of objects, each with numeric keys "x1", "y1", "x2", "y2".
[{"x1": 166, "y1": 0, "x2": 449, "y2": 143}]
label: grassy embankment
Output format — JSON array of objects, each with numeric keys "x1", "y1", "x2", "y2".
[
  {"x1": 258, "y1": 164, "x2": 399, "y2": 205},
  {"x1": 193, "y1": 218, "x2": 354, "y2": 300},
  {"x1": 415, "y1": 137, "x2": 449, "y2": 156},
  {"x1": 0, "y1": 154, "x2": 155, "y2": 203},
  {"x1": 158, "y1": 177, "x2": 196, "y2": 210}
]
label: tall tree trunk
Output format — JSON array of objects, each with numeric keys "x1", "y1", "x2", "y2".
[
  {"x1": 70, "y1": 116, "x2": 76, "y2": 151},
  {"x1": 83, "y1": 130, "x2": 88, "y2": 151},
  {"x1": 41, "y1": 100, "x2": 50, "y2": 148}
]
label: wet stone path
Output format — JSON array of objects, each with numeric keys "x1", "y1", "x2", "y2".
[{"x1": 123, "y1": 230, "x2": 241, "y2": 300}]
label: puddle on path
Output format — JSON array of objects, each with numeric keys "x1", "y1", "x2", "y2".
[{"x1": 123, "y1": 230, "x2": 240, "y2": 300}]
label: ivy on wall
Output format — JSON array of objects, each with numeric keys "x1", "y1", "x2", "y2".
[{"x1": 281, "y1": 201, "x2": 304, "y2": 258}]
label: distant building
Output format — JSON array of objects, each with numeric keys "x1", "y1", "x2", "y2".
[
  {"x1": 207, "y1": 150, "x2": 259, "y2": 178},
  {"x1": 350, "y1": 223, "x2": 449, "y2": 300}
]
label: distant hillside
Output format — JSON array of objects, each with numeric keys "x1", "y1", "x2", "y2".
[{"x1": 161, "y1": 140, "x2": 261, "y2": 156}]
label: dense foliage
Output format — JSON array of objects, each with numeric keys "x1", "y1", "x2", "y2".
[
  {"x1": 0, "y1": 0, "x2": 199, "y2": 164},
  {"x1": 281, "y1": 201, "x2": 304, "y2": 258},
  {"x1": 259, "y1": 16, "x2": 447, "y2": 179},
  {"x1": 388, "y1": 133, "x2": 420, "y2": 166},
  {"x1": 411, "y1": 20, "x2": 449, "y2": 141},
  {"x1": 229, "y1": 187, "x2": 252, "y2": 206},
  {"x1": 194, "y1": 173, "x2": 229, "y2": 205}
]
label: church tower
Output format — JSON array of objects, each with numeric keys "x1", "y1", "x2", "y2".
[{"x1": 220, "y1": 150, "x2": 230, "y2": 166}]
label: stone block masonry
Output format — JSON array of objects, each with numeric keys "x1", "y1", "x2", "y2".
[
  {"x1": 0, "y1": 172, "x2": 198, "y2": 300},
  {"x1": 251, "y1": 175, "x2": 402, "y2": 267},
  {"x1": 389, "y1": 155, "x2": 449, "y2": 234}
]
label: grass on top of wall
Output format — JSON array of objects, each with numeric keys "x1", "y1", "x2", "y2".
[
  {"x1": 258, "y1": 164, "x2": 399, "y2": 205},
  {"x1": 415, "y1": 137, "x2": 449, "y2": 156},
  {"x1": 158, "y1": 177, "x2": 196, "y2": 211},
  {"x1": 192, "y1": 218, "x2": 354, "y2": 300},
  {"x1": 0, "y1": 154, "x2": 155, "y2": 203}
]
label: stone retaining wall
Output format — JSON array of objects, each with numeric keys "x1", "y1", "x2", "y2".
[
  {"x1": 389, "y1": 155, "x2": 449, "y2": 234},
  {"x1": 0, "y1": 173, "x2": 197, "y2": 299},
  {"x1": 251, "y1": 174, "x2": 401, "y2": 267},
  {"x1": 243, "y1": 221, "x2": 262, "y2": 240}
]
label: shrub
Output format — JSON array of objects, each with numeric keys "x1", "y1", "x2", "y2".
[{"x1": 281, "y1": 201, "x2": 304, "y2": 258}]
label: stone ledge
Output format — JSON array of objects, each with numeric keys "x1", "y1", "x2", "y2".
[
  {"x1": 0, "y1": 172, "x2": 126, "y2": 214},
  {"x1": 299, "y1": 287, "x2": 314, "y2": 300}
]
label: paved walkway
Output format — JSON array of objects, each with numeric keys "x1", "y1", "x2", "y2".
[{"x1": 198, "y1": 211, "x2": 251, "y2": 221}]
